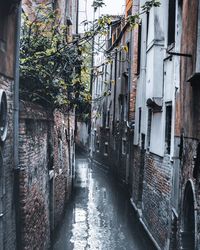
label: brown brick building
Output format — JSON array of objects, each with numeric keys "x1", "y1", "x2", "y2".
[
  {"x1": 0, "y1": 0, "x2": 77, "y2": 249},
  {"x1": 0, "y1": 1, "x2": 21, "y2": 249},
  {"x1": 175, "y1": 0, "x2": 200, "y2": 248}
]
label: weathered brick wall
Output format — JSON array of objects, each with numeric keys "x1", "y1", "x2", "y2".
[
  {"x1": 177, "y1": 0, "x2": 200, "y2": 248},
  {"x1": 18, "y1": 103, "x2": 73, "y2": 249},
  {"x1": 19, "y1": 103, "x2": 52, "y2": 249},
  {"x1": 0, "y1": 75, "x2": 16, "y2": 249},
  {"x1": 142, "y1": 152, "x2": 173, "y2": 249},
  {"x1": 180, "y1": 138, "x2": 200, "y2": 248},
  {"x1": 53, "y1": 110, "x2": 72, "y2": 227},
  {"x1": 0, "y1": 3, "x2": 18, "y2": 248},
  {"x1": 131, "y1": 145, "x2": 142, "y2": 206}
]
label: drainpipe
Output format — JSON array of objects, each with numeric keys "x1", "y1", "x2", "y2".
[
  {"x1": 127, "y1": 29, "x2": 133, "y2": 123},
  {"x1": 112, "y1": 51, "x2": 117, "y2": 135},
  {"x1": 14, "y1": 3, "x2": 22, "y2": 250},
  {"x1": 76, "y1": 0, "x2": 79, "y2": 35}
]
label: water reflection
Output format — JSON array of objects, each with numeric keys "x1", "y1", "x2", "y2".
[{"x1": 53, "y1": 157, "x2": 156, "y2": 250}]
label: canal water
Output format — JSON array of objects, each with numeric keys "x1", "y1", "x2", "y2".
[{"x1": 53, "y1": 154, "x2": 156, "y2": 250}]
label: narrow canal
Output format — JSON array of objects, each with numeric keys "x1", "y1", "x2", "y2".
[{"x1": 53, "y1": 153, "x2": 156, "y2": 250}]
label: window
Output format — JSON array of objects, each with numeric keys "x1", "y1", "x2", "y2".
[
  {"x1": 109, "y1": 63, "x2": 113, "y2": 90},
  {"x1": 106, "y1": 109, "x2": 110, "y2": 128},
  {"x1": 119, "y1": 95, "x2": 123, "y2": 121},
  {"x1": 146, "y1": 12, "x2": 149, "y2": 44},
  {"x1": 124, "y1": 95, "x2": 128, "y2": 121},
  {"x1": 122, "y1": 139, "x2": 127, "y2": 155},
  {"x1": 102, "y1": 104, "x2": 107, "y2": 128},
  {"x1": 58, "y1": 139, "x2": 63, "y2": 171},
  {"x1": 138, "y1": 107, "x2": 142, "y2": 135},
  {"x1": 165, "y1": 103, "x2": 172, "y2": 154},
  {"x1": 105, "y1": 65, "x2": 108, "y2": 83},
  {"x1": 113, "y1": 137, "x2": 116, "y2": 150},
  {"x1": 136, "y1": 23, "x2": 142, "y2": 75},
  {"x1": 96, "y1": 139, "x2": 100, "y2": 152},
  {"x1": 168, "y1": 0, "x2": 176, "y2": 46},
  {"x1": 104, "y1": 142, "x2": 108, "y2": 156},
  {"x1": 147, "y1": 109, "x2": 152, "y2": 149},
  {"x1": 118, "y1": 51, "x2": 122, "y2": 77},
  {"x1": 126, "y1": 42, "x2": 130, "y2": 60},
  {"x1": 52, "y1": 0, "x2": 57, "y2": 10}
]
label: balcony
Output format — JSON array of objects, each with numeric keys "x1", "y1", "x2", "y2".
[
  {"x1": 146, "y1": 97, "x2": 163, "y2": 112},
  {"x1": 187, "y1": 72, "x2": 200, "y2": 86}
]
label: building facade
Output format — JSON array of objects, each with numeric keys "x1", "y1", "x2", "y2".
[
  {"x1": 91, "y1": 0, "x2": 200, "y2": 249},
  {"x1": 0, "y1": 1, "x2": 21, "y2": 249},
  {"x1": 0, "y1": 0, "x2": 77, "y2": 249}
]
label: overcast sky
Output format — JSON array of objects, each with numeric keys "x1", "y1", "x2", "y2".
[
  {"x1": 88, "y1": 0, "x2": 125, "y2": 17},
  {"x1": 79, "y1": 0, "x2": 125, "y2": 32}
]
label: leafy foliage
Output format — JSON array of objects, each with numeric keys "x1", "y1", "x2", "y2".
[
  {"x1": 20, "y1": 4, "x2": 85, "y2": 110},
  {"x1": 92, "y1": 0, "x2": 106, "y2": 12},
  {"x1": 20, "y1": 0, "x2": 160, "y2": 116}
]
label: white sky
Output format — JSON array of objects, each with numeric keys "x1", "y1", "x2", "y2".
[{"x1": 79, "y1": 0, "x2": 125, "y2": 33}]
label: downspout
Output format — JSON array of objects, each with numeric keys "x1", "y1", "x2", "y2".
[
  {"x1": 127, "y1": 29, "x2": 133, "y2": 122},
  {"x1": 89, "y1": 8, "x2": 95, "y2": 157},
  {"x1": 14, "y1": 3, "x2": 22, "y2": 250},
  {"x1": 76, "y1": 0, "x2": 79, "y2": 34},
  {"x1": 112, "y1": 51, "x2": 117, "y2": 135}
]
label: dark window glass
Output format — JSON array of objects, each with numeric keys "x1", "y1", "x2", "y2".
[
  {"x1": 168, "y1": 0, "x2": 176, "y2": 46},
  {"x1": 165, "y1": 104, "x2": 172, "y2": 154},
  {"x1": 147, "y1": 109, "x2": 152, "y2": 148},
  {"x1": 137, "y1": 23, "x2": 142, "y2": 75},
  {"x1": 138, "y1": 107, "x2": 142, "y2": 135}
]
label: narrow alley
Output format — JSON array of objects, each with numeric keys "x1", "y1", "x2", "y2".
[{"x1": 53, "y1": 151, "x2": 156, "y2": 250}]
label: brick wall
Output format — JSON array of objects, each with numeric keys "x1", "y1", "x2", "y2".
[
  {"x1": 0, "y1": 75, "x2": 16, "y2": 249},
  {"x1": 0, "y1": 3, "x2": 18, "y2": 248},
  {"x1": 177, "y1": 0, "x2": 200, "y2": 248},
  {"x1": 179, "y1": 138, "x2": 200, "y2": 248},
  {"x1": 18, "y1": 102, "x2": 73, "y2": 249},
  {"x1": 131, "y1": 145, "x2": 142, "y2": 206},
  {"x1": 53, "y1": 110, "x2": 72, "y2": 227},
  {"x1": 142, "y1": 152, "x2": 173, "y2": 249},
  {"x1": 19, "y1": 103, "x2": 52, "y2": 249}
]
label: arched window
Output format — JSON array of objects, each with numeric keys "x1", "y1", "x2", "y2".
[{"x1": 181, "y1": 181, "x2": 196, "y2": 250}]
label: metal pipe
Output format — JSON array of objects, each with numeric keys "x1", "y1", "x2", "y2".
[
  {"x1": 76, "y1": 0, "x2": 79, "y2": 34},
  {"x1": 13, "y1": 2, "x2": 22, "y2": 250},
  {"x1": 167, "y1": 51, "x2": 192, "y2": 58},
  {"x1": 112, "y1": 51, "x2": 117, "y2": 135},
  {"x1": 127, "y1": 29, "x2": 133, "y2": 122}
]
